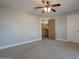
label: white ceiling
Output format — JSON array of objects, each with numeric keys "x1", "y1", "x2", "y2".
[{"x1": 0, "y1": 0, "x2": 79, "y2": 16}]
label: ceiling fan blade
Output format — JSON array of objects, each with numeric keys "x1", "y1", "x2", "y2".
[
  {"x1": 42, "y1": 10, "x2": 45, "y2": 13},
  {"x1": 46, "y1": 1, "x2": 50, "y2": 5},
  {"x1": 51, "y1": 8, "x2": 56, "y2": 12},
  {"x1": 51, "y1": 4, "x2": 61, "y2": 7},
  {"x1": 42, "y1": 0, "x2": 47, "y2": 6},
  {"x1": 34, "y1": 7, "x2": 43, "y2": 9},
  {"x1": 42, "y1": 0, "x2": 45, "y2": 4}
]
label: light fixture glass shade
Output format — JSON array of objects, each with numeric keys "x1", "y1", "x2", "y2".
[
  {"x1": 48, "y1": 7, "x2": 51, "y2": 12},
  {"x1": 44, "y1": 7, "x2": 47, "y2": 12},
  {"x1": 44, "y1": 7, "x2": 51, "y2": 12}
]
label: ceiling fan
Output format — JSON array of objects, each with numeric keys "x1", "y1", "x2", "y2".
[{"x1": 34, "y1": 0, "x2": 61, "y2": 13}]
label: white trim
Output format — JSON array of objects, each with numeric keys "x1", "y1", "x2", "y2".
[
  {"x1": 56, "y1": 38, "x2": 68, "y2": 42},
  {"x1": 0, "y1": 39, "x2": 41, "y2": 49}
]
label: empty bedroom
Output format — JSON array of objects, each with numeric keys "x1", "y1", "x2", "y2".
[{"x1": 0, "y1": 0, "x2": 79, "y2": 59}]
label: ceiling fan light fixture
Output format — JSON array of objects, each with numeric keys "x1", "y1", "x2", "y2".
[
  {"x1": 48, "y1": 7, "x2": 51, "y2": 12},
  {"x1": 44, "y1": 7, "x2": 48, "y2": 12},
  {"x1": 34, "y1": 0, "x2": 61, "y2": 13},
  {"x1": 44, "y1": 7, "x2": 51, "y2": 12}
]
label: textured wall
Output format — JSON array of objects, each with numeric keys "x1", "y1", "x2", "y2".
[
  {"x1": 0, "y1": 6, "x2": 41, "y2": 47},
  {"x1": 55, "y1": 15, "x2": 67, "y2": 40}
]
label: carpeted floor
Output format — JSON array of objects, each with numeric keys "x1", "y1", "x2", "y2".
[{"x1": 0, "y1": 39, "x2": 79, "y2": 59}]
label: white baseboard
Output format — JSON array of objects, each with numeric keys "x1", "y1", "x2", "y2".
[
  {"x1": 0, "y1": 39, "x2": 41, "y2": 50},
  {"x1": 56, "y1": 38, "x2": 68, "y2": 42}
]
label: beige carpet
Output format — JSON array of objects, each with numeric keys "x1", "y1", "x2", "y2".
[{"x1": 0, "y1": 39, "x2": 79, "y2": 59}]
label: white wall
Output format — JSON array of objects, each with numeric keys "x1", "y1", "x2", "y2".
[
  {"x1": 55, "y1": 10, "x2": 79, "y2": 42},
  {"x1": 0, "y1": 6, "x2": 41, "y2": 47},
  {"x1": 55, "y1": 15, "x2": 67, "y2": 40},
  {"x1": 67, "y1": 14, "x2": 79, "y2": 43}
]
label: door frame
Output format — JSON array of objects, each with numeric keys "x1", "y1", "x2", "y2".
[{"x1": 40, "y1": 18, "x2": 56, "y2": 40}]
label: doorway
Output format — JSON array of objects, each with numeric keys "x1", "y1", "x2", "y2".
[{"x1": 41, "y1": 19, "x2": 55, "y2": 40}]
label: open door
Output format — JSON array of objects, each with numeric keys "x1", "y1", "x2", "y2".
[
  {"x1": 48, "y1": 19, "x2": 55, "y2": 40},
  {"x1": 42, "y1": 20, "x2": 49, "y2": 39},
  {"x1": 41, "y1": 19, "x2": 55, "y2": 40}
]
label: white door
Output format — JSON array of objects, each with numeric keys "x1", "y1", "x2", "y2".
[{"x1": 67, "y1": 14, "x2": 79, "y2": 42}]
